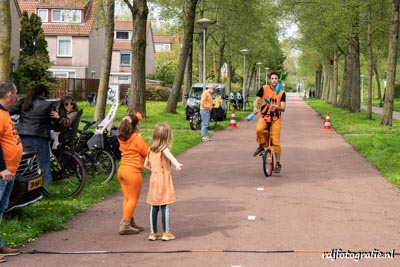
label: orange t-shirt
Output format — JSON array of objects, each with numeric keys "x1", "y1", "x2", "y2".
[
  {"x1": 118, "y1": 133, "x2": 149, "y2": 173},
  {"x1": 200, "y1": 90, "x2": 213, "y2": 110},
  {"x1": 0, "y1": 108, "x2": 23, "y2": 175}
]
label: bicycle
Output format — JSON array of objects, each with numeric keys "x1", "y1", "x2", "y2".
[
  {"x1": 189, "y1": 107, "x2": 218, "y2": 130},
  {"x1": 73, "y1": 120, "x2": 117, "y2": 184},
  {"x1": 42, "y1": 145, "x2": 87, "y2": 198},
  {"x1": 228, "y1": 99, "x2": 238, "y2": 111},
  {"x1": 43, "y1": 109, "x2": 87, "y2": 198}
]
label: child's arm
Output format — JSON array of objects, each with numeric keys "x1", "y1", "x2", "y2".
[
  {"x1": 163, "y1": 148, "x2": 183, "y2": 171},
  {"x1": 144, "y1": 156, "x2": 151, "y2": 171}
]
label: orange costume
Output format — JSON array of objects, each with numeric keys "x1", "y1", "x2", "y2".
[
  {"x1": 117, "y1": 133, "x2": 149, "y2": 221},
  {"x1": 146, "y1": 150, "x2": 176, "y2": 206},
  {"x1": 255, "y1": 85, "x2": 285, "y2": 155}
]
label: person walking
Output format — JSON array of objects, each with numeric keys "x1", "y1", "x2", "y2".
[
  {"x1": 117, "y1": 113, "x2": 149, "y2": 235},
  {"x1": 144, "y1": 123, "x2": 183, "y2": 241},
  {"x1": 10, "y1": 84, "x2": 54, "y2": 185},
  {"x1": 200, "y1": 85, "x2": 217, "y2": 142},
  {"x1": 252, "y1": 71, "x2": 286, "y2": 172},
  {"x1": 0, "y1": 81, "x2": 23, "y2": 262}
]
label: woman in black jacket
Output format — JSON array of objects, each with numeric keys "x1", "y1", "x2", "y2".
[{"x1": 11, "y1": 84, "x2": 54, "y2": 185}]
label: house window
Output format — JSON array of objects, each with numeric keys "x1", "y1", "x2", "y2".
[
  {"x1": 115, "y1": 31, "x2": 130, "y2": 40},
  {"x1": 57, "y1": 36, "x2": 72, "y2": 57},
  {"x1": 120, "y1": 52, "x2": 131, "y2": 65},
  {"x1": 155, "y1": 43, "x2": 171, "y2": 52},
  {"x1": 52, "y1": 9, "x2": 81, "y2": 23},
  {"x1": 37, "y1": 9, "x2": 48, "y2": 22},
  {"x1": 51, "y1": 71, "x2": 76, "y2": 78}
]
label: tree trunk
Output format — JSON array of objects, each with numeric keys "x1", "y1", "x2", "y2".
[
  {"x1": 373, "y1": 63, "x2": 381, "y2": 99},
  {"x1": 124, "y1": 0, "x2": 149, "y2": 116},
  {"x1": 0, "y1": 0, "x2": 11, "y2": 80},
  {"x1": 366, "y1": 6, "x2": 373, "y2": 119},
  {"x1": 213, "y1": 39, "x2": 225, "y2": 83},
  {"x1": 349, "y1": 15, "x2": 361, "y2": 113},
  {"x1": 95, "y1": 0, "x2": 115, "y2": 123},
  {"x1": 381, "y1": 0, "x2": 400, "y2": 126},
  {"x1": 165, "y1": 0, "x2": 198, "y2": 113},
  {"x1": 332, "y1": 51, "x2": 339, "y2": 106},
  {"x1": 182, "y1": 44, "x2": 193, "y2": 106}
]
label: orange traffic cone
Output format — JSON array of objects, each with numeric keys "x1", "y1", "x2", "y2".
[
  {"x1": 324, "y1": 112, "x2": 332, "y2": 130},
  {"x1": 229, "y1": 108, "x2": 237, "y2": 128}
]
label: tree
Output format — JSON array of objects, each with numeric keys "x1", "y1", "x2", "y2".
[
  {"x1": 123, "y1": 0, "x2": 149, "y2": 115},
  {"x1": 14, "y1": 11, "x2": 57, "y2": 93},
  {"x1": 94, "y1": 0, "x2": 115, "y2": 123},
  {"x1": 0, "y1": 0, "x2": 11, "y2": 80},
  {"x1": 381, "y1": 0, "x2": 400, "y2": 126},
  {"x1": 164, "y1": 0, "x2": 198, "y2": 113}
]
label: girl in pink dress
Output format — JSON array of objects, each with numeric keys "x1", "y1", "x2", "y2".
[{"x1": 144, "y1": 123, "x2": 183, "y2": 241}]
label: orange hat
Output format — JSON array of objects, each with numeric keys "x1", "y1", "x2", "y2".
[{"x1": 135, "y1": 112, "x2": 143, "y2": 121}]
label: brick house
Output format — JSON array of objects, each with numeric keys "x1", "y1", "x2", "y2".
[
  {"x1": 18, "y1": 0, "x2": 104, "y2": 79},
  {"x1": 110, "y1": 20, "x2": 155, "y2": 87},
  {"x1": 153, "y1": 34, "x2": 180, "y2": 53}
]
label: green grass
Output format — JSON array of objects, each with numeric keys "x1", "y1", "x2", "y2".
[
  {"x1": 306, "y1": 98, "x2": 400, "y2": 188},
  {"x1": 3, "y1": 100, "x2": 251, "y2": 247}
]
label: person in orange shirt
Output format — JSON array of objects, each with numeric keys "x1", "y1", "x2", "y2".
[
  {"x1": 200, "y1": 85, "x2": 217, "y2": 142},
  {"x1": 144, "y1": 123, "x2": 183, "y2": 241},
  {"x1": 252, "y1": 71, "x2": 286, "y2": 172},
  {"x1": 0, "y1": 81, "x2": 23, "y2": 262},
  {"x1": 117, "y1": 113, "x2": 149, "y2": 235}
]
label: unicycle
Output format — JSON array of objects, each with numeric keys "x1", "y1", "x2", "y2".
[{"x1": 261, "y1": 126, "x2": 276, "y2": 177}]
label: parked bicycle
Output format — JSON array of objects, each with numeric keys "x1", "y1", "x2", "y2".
[
  {"x1": 43, "y1": 109, "x2": 87, "y2": 198},
  {"x1": 73, "y1": 119, "x2": 117, "y2": 184},
  {"x1": 189, "y1": 106, "x2": 218, "y2": 130},
  {"x1": 43, "y1": 144, "x2": 87, "y2": 198}
]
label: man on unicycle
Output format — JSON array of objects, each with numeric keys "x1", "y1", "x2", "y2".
[{"x1": 251, "y1": 71, "x2": 286, "y2": 173}]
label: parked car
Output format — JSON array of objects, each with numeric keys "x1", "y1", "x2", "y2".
[
  {"x1": 184, "y1": 83, "x2": 228, "y2": 121},
  {"x1": 6, "y1": 146, "x2": 43, "y2": 212}
]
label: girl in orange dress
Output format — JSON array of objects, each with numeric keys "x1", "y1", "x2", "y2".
[
  {"x1": 144, "y1": 123, "x2": 183, "y2": 241},
  {"x1": 117, "y1": 113, "x2": 149, "y2": 235}
]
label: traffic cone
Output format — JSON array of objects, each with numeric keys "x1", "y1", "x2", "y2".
[
  {"x1": 229, "y1": 108, "x2": 237, "y2": 128},
  {"x1": 324, "y1": 112, "x2": 332, "y2": 130}
]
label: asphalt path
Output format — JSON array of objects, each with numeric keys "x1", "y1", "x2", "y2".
[{"x1": 10, "y1": 93, "x2": 400, "y2": 266}]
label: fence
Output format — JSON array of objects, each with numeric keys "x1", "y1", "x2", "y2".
[{"x1": 51, "y1": 78, "x2": 99, "y2": 101}]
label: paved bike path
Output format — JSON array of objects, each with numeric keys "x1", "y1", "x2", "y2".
[{"x1": 11, "y1": 93, "x2": 400, "y2": 266}]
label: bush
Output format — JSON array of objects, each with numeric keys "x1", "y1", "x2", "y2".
[{"x1": 145, "y1": 85, "x2": 172, "y2": 101}]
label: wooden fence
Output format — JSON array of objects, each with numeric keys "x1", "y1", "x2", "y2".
[{"x1": 51, "y1": 78, "x2": 100, "y2": 101}]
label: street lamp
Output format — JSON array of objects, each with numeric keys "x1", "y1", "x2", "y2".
[
  {"x1": 264, "y1": 67, "x2": 269, "y2": 84},
  {"x1": 240, "y1": 49, "x2": 249, "y2": 111},
  {"x1": 256, "y1": 62, "x2": 263, "y2": 90},
  {"x1": 197, "y1": 18, "x2": 213, "y2": 91}
]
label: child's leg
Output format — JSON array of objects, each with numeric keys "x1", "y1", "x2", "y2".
[
  {"x1": 160, "y1": 205, "x2": 170, "y2": 233},
  {"x1": 150, "y1": 205, "x2": 160, "y2": 233}
]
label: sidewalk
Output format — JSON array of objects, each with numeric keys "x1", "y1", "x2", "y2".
[
  {"x1": 11, "y1": 93, "x2": 400, "y2": 267},
  {"x1": 361, "y1": 104, "x2": 400, "y2": 120}
]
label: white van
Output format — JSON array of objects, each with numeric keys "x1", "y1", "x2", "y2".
[{"x1": 184, "y1": 83, "x2": 228, "y2": 121}]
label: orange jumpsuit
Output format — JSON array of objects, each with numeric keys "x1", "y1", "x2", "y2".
[
  {"x1": 117, "y1": 133, "x2": 149, "y2": 220},
  {"x1": 255, "y1": 85, "x2": 285, "y2": 156}
]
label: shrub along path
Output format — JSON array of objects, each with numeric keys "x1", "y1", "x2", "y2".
[{"x1": 11, "y1": 93, "x2": 400, "y2": 266}]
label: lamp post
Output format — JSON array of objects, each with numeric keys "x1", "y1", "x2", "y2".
[
  {"x1": 240, "y1": 49, "x2": 249, "y2": 111},
  {"x1": 256, "y1": 62, "x2": 263, "y2": 90},
  {"x1": 264, "y1": 67, "x2": 269, "y2": 84},
  {"x1": 197, "y1": 18, "x2": 213, "y2": 91},
  {"x1": 360, "y1": 74, "x2": 365, "y2": 103}
]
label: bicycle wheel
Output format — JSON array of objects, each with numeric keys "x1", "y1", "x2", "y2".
[
  {"x1": 262, "y1": 148, "x2": 275, "y2": 177},
  {"x1": 189, "y1": 112, "x2": 201, "y2": 130},
  {"x1": 90, "y1": 149, "x2": 116, "y2": 184},
  {"x1": 43, "y1": 150, "x2": 86, "y2": 198}
]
